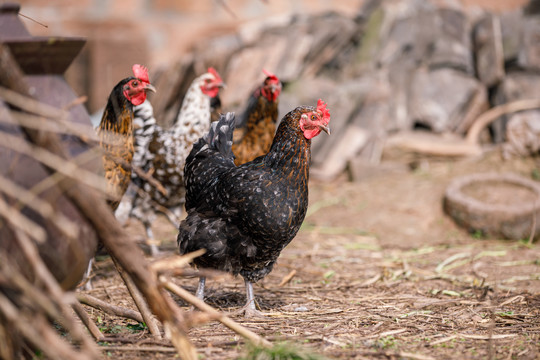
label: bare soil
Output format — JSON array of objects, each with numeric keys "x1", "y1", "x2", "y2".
[{"x1": 82, "y1": 149, "x2": 540, "y2": 359}]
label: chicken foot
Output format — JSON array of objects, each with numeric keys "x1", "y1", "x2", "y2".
[{"x1": 196, "y1": 276, "x2": 262, "y2": 317}]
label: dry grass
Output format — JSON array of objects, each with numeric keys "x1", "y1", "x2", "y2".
[{"x1": 82, "y1": 150, "x2": 540, "y2": 359}]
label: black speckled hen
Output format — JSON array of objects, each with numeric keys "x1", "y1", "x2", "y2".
[{"x1": 177, "y1": 100, "x2": 331, "y2": 317}]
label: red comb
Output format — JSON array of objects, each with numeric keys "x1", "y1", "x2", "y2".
[
  {"x1": 317, "y1": 99, "x2": 330, "y2": 124},
  {"x1": 262, "y1": 69, "x2": 279, "y2": 82},
  {"x1": 207, "y1": 67, "x2": 222, "y2": 82},
  {"x1": 132, "y1": 64, "x2": 150, "y2": 84}
]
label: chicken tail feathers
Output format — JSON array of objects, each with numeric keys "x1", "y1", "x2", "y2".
[
  {"x1": 184, "y1": 112, "x2": 237, "y2": 210},
  {"x1": 203, "y1": 112, "x2": 236, "y2": 160}
]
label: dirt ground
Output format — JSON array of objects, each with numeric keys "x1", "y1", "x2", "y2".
[{"x1": 82, "y1": 148, "x2": 540, "y2": 359}]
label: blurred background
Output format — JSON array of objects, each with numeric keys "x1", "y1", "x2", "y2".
[
  {"x1": 13, "y1": 0, "x2": 539, "y2": 180},
  {"x1": 15, "y1": 1, "x2": 529, "y2": 105},
  {"x1": 18, "y1": 0, "x2": 362, "y2": 112},
  {"x1": 3, "y1": 2, "x2": 540, "y2": 358}
]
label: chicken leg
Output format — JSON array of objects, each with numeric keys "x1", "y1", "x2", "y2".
[
  {"x1": 143, "y1": 221, "x2": 160, "y2": 256},
  {"x1": 244, "y1": 279, "x2": 263, "y2": 317},
  {"x1": 196, "y1": 276, "x2": 206, "y2": 300}
]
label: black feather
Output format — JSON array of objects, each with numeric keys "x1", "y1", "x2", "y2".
[{"x1": 179, "y1": 106, "x2": 317, "y2": 283}]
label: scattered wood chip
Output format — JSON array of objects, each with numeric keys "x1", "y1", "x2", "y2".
[
  {"x1": 429, "y1": 335, "x2": 457, "y2": 346},
  {"x1": 278, "y1": 269, "x2": 297, "y2": 287}
]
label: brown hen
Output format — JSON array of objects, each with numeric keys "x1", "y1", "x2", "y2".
[
  {"x1": 83, "y1": 65, "x2": 155, "y2": 290},
  {"x1": 232, "y1": 69, "x2": 281, "y2": 165},
  {"x1": 97, "y1": 64, "x2": 155, "y2": 210}
]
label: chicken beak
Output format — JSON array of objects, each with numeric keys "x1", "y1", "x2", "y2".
[
  {"x1": 319, "y1": 123, "x2": 330, "y2": 135},
  {"x1": 145, "y1": 83, "x2": 157, "y2": 93}
]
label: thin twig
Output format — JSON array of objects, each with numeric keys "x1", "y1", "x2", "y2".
[
  {"x1": 458, "y1": 333, "x2": 518, "y2": 340},
  {"x1": 99, "y1": 345, "x2": 177, "y2": 352},
  {"x1": 18, "y1": 12, "x2": 48, "y2": 28},
  {"x1": 0, "y1": 293, "x2": 96, "y2": 360},
  {"x1": 11, "y1": 230, "x2": 100, "y2": 357},
  {"x1": 6, "y1": 110, "x2": 98, "y2": 142},
  {"x1": 72, "y1": 301, "x2": 104, "y2": 341},
  {"x1": 0, "y1": 86, "x2": 66, "y2": 119},
  {"x1": 528, "y1": 196, "x2": 537, "y2": 245},
  {"x1": 429, "y1": 335, "x2": 457, "y2": 346},
  {"x1": 28, "y1": 146, "x2": 102, "y2": 199},
  {"x1": 216, "y1": 0, "x2": 238, "y2": 18},
  {"x1": 160, "y1": 276, "x2": 272, "y2": 348},
  {"x1": 0, "y1": 254, "x2": 69, "y2": 325},
  {"x1": 395, "y1": 352, "x2": 436, "y2": 360},
  {"x1": 499, "y1": 295, "x2": 525, "y2": 307},
  {"x1": 151, "y1": 250, "x2": 206, "y2": 273},
  {"x1": 0, "y1": 195, "x2": 47, "y2": 243},
  {"x1": 0, "y1": 235, "x2": 99, "y2": 358},
  {"x1": 0, "y1": 131, "x2": 109, "y2": 194},
  {"x1": 0, "y1": 174, "x2": 79, "y2": 239},
  {"x1": 132, "y1": 165, "x2": 168, "y2": 196},
  {"x1": 77, "y1": 293, "x2": 144, "y2": 323},
  {"x1": 435, "y1": 252, "x2": 471, "y2": 274},
  {"x1": 111, "y1": 257, "x2": 162, "y2": 339},
  {"x1": 62, "y1": 95, "x2": 88, "y2": 111},
  {"x1": 278, "y1": 269, "x2": 297, "y2": 287}
]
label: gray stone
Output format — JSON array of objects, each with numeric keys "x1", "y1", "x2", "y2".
[
  {"x1": 499, "y1": 9, "x2": 524, "y2": 63},
  {"x1": 473, "y1": 14, "x2": 505, "y2": 87},
  {"x1": 517, "y1": 17, "x2": 540, "y2": 71},
  {"x1": 408, "y1": 67, "x2": 487, "y2": 133}
]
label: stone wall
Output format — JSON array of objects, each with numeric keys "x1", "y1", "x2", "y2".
[{"x1": 145, "y1": 0, "x2": 537, "y2": 181}]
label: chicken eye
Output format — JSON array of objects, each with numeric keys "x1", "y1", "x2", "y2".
[
  {"x1": 311, "y1": 115, "x2": 316, "y2": 120},
  {"x1": 132, "y1": 80, "x2": 139, "y2": 87}
]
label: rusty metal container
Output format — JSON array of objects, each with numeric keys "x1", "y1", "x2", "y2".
[{"x1": 0, "y1": 3, "x2": 98, "y2": 290}]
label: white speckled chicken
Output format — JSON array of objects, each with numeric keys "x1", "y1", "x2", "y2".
[{"x1": 116, "y1": 68, "x2": 224, "y2": 254}]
